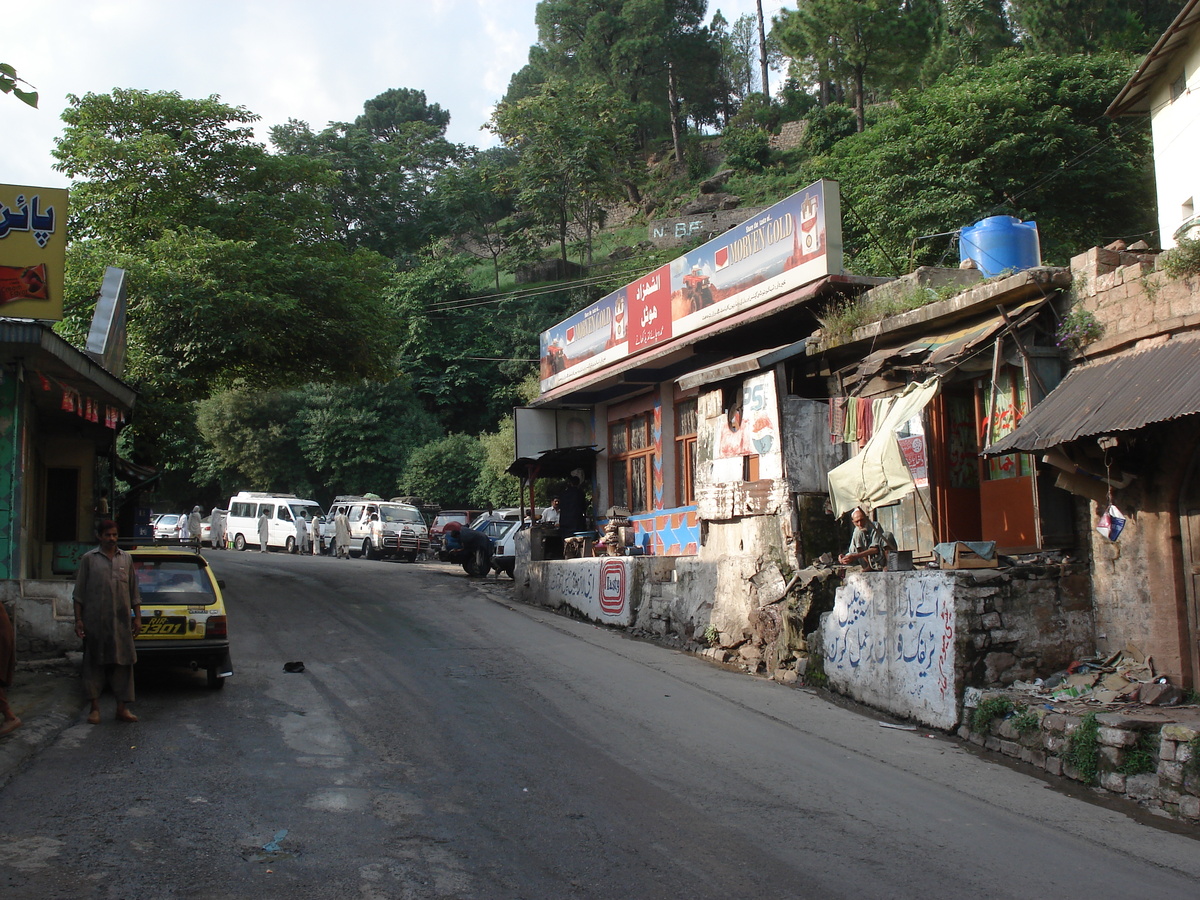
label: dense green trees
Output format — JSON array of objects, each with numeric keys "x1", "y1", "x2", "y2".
[
  {"x1": 269, "y1": 88, "x2": 462, "y2": 261},
  {"x1": 44, "y1": 1, "x2": 1177, "y2": 513},
  {"x1": 804, "y1": 52, "x2": 1155, "y2": 274}
]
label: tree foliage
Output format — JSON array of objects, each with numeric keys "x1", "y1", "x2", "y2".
[
  {"x1": 399, "y1": 433, "x2": 488, "y2": 508},
  {"x1": 490, "y1": 78, "x2": 637, "y2": 265},
  {"x1": 270, "y1": 88, "x2": 462, "y2": 261},
  {"x1": 510, "y1": 0, "x2": 719, "y2": 147},
  {"x1": 774, "y1": 0, "x2": 936, "y2": 132},
  {"x1": 1, "y1": 62, "x2": 37, "y2": 107},
  {"x1": 1007, "y1": 0, "x2": 1179, "y2": 55},
  {"x1": 195, "y1": 380, "x2": 443, "y2": 502},
  {"x1": 804, "y1": 52, "x2": 1155, "y2": 274}
]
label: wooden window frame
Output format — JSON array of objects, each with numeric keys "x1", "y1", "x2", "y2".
[
  {"x1": 609, "y1": 414, "x2": 655, "y2": 514},
  {"x1": 675, "y1": 398, "x2": 697, "y2": 505}
]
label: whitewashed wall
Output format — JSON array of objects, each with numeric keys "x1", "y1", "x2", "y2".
[
  {"x1": 822, "y1": 571, "x2": 960, "y2": 730},
  {"x1": 540, "y1": 558, "x2": 637, "y2": 627}
]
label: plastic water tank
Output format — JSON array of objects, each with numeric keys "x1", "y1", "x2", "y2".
[{"x1": 959, "y1": 216, "x2": 1041, "y2": 278}]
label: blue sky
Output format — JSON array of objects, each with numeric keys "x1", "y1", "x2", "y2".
[{"x1": 3, "y1": 0, "x2": 778, "y2": 190}]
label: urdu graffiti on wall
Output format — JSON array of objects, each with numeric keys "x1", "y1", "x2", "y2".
[{"x1": 824, "y1": 574, "x2": 955, "y2": 704}]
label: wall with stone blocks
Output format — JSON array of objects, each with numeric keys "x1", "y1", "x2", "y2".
[{"x1": 961, "y1": 700, "x2": 1200, "y2": 825}]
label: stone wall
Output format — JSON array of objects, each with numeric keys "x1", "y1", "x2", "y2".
[
  {"x1": 769, "y1": 120, "x2": 807, "y2": 151},
  {"x1": 1070, "y1": 245, "x2": 1200, "y2": 357},
  {"x1": 961, "y1": 699, "x2": 1200, "y2": 824},
  {"x1": 0, "y1": 580, "x2": 77, "y2": 658}
]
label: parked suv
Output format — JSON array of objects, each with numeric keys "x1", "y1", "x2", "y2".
[{"x1": 323, "y1": 496, "x2": 429, "y2": 561}]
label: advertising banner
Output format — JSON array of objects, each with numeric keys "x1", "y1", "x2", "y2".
[
  {"x1": 540, "y1": 179, "x2": 842, "y2": 392},
  {"x1": 0, "y1": 183, "x2": 68, "y2": 321}
]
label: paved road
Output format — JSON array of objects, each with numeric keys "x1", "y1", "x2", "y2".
[{"x1": 1, "y1": 550, "x2": 1197, "y2": 899}]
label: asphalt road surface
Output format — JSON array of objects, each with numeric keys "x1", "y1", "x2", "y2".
[{"x1": 1, "y1": 550, "x2": 1198, "y2": 899}]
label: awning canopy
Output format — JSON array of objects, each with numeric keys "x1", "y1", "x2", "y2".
[
  {"x1": 675, "y1": 339, "x2": 809, "y2": 391},
  {"x1": 507, "y1": 447, "x2": 602, "y2": 481},
  {"x1": 983, "y1": 336, "x2": 1200, "y2": 455},
  {"x1": 850, "y1": 298, "x2": 1046, "y2": 385}
]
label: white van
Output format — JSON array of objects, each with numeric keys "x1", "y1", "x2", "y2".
[
  {"x1": 225, "y1": 492, "x2": 324, "y2": 552},
  {"x1": 322, "y1": 495, "x2": 429, "y2": 561}
]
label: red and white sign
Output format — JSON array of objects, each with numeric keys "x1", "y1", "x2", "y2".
[
  {"x1": 628, "y1": 264, "x2": 672, "y2": 352},
  {"x1": 898, "y1": 435, "x2": 929, "y2": 488},
  {"x1": 600, "y1": 559, "x2": 626, "y2": 615}
]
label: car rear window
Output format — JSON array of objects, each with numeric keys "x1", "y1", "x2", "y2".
[{"x1": 134, "y1": 559, "x2": 216, "y2": 606}]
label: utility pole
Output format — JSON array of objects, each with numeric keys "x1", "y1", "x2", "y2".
[{"x1": 756, "y1": 0, "x2": 769, "y2": 98}]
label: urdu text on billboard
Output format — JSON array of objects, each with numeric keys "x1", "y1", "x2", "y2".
[
  {"x1": 539, "y1": 179, "x2": 842, "y2": 392},
  {"x1": 0, "y1": 183, "x2": 68, "y2": 321}
]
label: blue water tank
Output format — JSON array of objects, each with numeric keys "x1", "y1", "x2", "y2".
[{"x1": 959, "y1": 216, "x2": 1041, "y2": 278}]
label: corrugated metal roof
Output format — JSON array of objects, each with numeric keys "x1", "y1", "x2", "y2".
[{"x1": 983, "y1": 336, "x2": 1200, "y2": 455}]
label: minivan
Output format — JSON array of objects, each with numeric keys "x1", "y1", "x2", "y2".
[{"x1": 225, "y1": 492, "x2": 324, "y2": 552}]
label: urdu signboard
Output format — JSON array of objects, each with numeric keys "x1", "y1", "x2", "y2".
[
  {"x1": 0, "y1": 183, "x2": 68, "y2": 321},
  {"x1": 539, "y1": 179, "x2": 843, "y2": 392}
]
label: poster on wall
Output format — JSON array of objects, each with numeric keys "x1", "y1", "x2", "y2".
[
  {"x1": 0, "y1": 184, "x2": 68, "y2": 321},
  {"x1": 539, "y1": 179, "x2": 843, "y2": 392}
]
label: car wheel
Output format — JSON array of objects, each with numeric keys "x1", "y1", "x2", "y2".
[
  {"x1": 206, "y1": 665, "x2": 225, "y2": 690},
  {"x1": 463, "y1": 548, "x2": 488, "y2": 577},
  {"x1": 504, "y1": 563, "x2": 515, "y2": 578},
  {"x1": 362, "y1": 538, "x2": 375, "y2": 560},
  {"x1": 285, "y1": 536, "x2": 296, "y2": 554},
  {"x1": 233, "y1": 534, "x2": 246, "y2": 552}
]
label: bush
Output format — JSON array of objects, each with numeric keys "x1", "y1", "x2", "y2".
[{"x1": 723, "y1": 125, "x2": 771, "y2": 172}]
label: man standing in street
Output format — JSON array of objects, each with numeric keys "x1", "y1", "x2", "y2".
[
  {"x1": 73, "y1": 520, "x2": 142, "y2": 724},
  {"x1": 334, "y1": 509, "x2": 351, "y2": 558},
  {"x1": 258, "y1": 508, "x2": 270, "y2": 552},
  {"x1": 294, "y1": 510, "x2": 310, "y2": 554}
]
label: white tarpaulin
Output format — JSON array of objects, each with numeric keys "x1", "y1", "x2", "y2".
[{"x1": 828, "y1": 377, "x2": 940, "y2": 516}]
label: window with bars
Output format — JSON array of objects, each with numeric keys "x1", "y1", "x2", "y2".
[
  {"x1": 609, "y1": 414, "x2": 655, "y2": 513},
  {"x1": 675, "y1": 398, "x2": 697, "y2": 505}
]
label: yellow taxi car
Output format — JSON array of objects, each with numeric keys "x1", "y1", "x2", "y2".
[{"x1": 129, "y1": 544, "x2": 233, "y2": 689}]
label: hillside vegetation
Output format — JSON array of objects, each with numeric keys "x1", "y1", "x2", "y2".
[{"x1": 49, "y1": 0, "x2": 1171, "y2": 512}]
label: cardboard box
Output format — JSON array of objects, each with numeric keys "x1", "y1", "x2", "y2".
[{"x1": 941, "y1": 543, "x2": 998, "y2": 569}]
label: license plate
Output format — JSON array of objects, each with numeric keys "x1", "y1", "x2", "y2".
[{"x1": 140, "y1": 616, "x2": 188, "y2": 636}]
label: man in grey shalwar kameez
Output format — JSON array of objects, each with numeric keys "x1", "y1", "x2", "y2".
[{"x1": 73, "y1": 520, "x2": 142, "y2": 724}]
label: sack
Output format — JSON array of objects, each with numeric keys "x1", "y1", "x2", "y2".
[{"x1": 1095, "y1": 504, "x2": 1126, "y2": 541}]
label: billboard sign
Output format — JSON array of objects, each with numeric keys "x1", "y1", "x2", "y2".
[
  {"x1": 540, "y1": 179, "x2": 842, "y2": 391},
  {"x1": 0, "y1": 184, "x2": 68, "y2": 321}
]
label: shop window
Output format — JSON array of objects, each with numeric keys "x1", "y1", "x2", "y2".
[
  {"x1": 676, "y1": 398, "x2": 697, "y2": 505},
  {"x1": 609, "y1": 414, "x2": 655, "y2": 513}
]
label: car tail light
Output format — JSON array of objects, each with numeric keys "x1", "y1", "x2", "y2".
[{"x1": 205, "y1": 616, "x2": 227, "y2": 638}]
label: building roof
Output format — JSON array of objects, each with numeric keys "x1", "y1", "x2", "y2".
[
  {"x1": 982, "y1": 335, "x2": 1200, "y2": 455},
  {"x1": 1107, "y1": 0, "x2": 1200, "y2": 117},
  {"x1": 0, "y1": 318, "x2": 137, "y2": 410}
]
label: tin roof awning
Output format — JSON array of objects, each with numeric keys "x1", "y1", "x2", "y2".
[
  {"x1": 675, "y1": 339, "x2": 810, "y2": 391},
  {"x1": 849, "y1": 297, "x2": 1046, "y2": 385},
  {"x1": 983, "y1": 336, "x2": 1200, "y2": 455}
]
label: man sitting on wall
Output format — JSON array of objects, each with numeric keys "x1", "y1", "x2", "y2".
[{"x1": 839, "y1": 506, "x2": 887, "y2": 570}]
